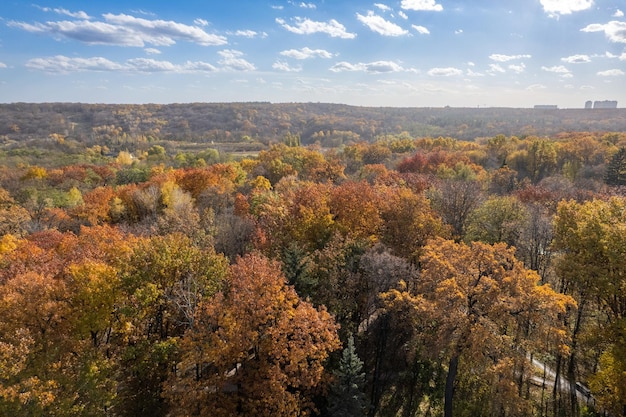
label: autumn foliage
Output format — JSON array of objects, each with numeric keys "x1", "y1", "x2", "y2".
[{"x1": 1, "y1": 126, "x2": 625, "y2": 417}]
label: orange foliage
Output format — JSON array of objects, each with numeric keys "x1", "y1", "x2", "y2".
[{"x1": 165, "y1": 253, "x2": 340, "y2": 417}]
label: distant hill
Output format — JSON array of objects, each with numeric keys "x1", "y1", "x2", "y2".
[{"x1": 1, "y1": 102, "x2": 625, "y2": 145}]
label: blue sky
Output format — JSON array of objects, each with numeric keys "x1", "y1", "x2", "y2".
[{"x1": 0, "y1": 0, "x2": 625, "y2": 107}]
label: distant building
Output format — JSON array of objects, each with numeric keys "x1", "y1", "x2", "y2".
[
  {"x1": 534, "y1": 105, "x2": 558, "y2": 109},
  {"x1": 585, "y1": 100, "x2": 593, "y2": 109},
  {"x1": 593, "y1": 100, "x2": 618, "y2": 109}
]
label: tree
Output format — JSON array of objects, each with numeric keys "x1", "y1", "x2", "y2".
[
  {"x1": 589, "y1": 343, "x2": 626, "y2": 416},
  {"x1": 118, "y1": 233, "x2": 228, "y2": 416},
  {"x1": 380, "y1": 186, "x2": 448, "y2": 263},
  {"x1": 553, "y1": 197, "x2": 626, "y2": 415},
  {"x1": 428, "y1": 178, "x2": 483, "y2": 240},
  {"x1": 383, "y1": 238, "x2": 575, "y2": 417},
  {"x1": 604, "y1": 147, "x2": 626, "y2": 186},
  {"x1": 0, "y1": 187, "x2": 30, "y2": 237},
  {"x1": 464, "y1": 195, "x2": 528, "y2": 246},
  {"x1": 164, "y1": 253, "x2": 341, "y2": 417},
  {"x1": 0, "y1": 226, "x2": 137, "y2": 416},
  {"x1": 330, "y1": 181, "x2": 384, "y2": 240},
  {"x1": 0, "y1": 272, "x2": 67, "y2": 416},
  {"x1": 253, "y1": 180, "x2": 335, "y2": 254},
  {"x1": 327, "y1": 335, "x2": 367, "y2": 417}
]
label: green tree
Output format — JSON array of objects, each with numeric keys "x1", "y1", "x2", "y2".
[
  {"x1": 604, "y1": 147, "x2": 626, "y2": 186},
  {"x1": 327, "y1": 335, "x2": 367, "y2": 417},
  {"x1": 464, "y1": 195, "x2": 528, "y2": 246}
]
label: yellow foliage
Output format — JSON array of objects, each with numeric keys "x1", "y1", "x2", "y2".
[{"x1": 0, "y1": 234, "x2": 18, "y2": 255}]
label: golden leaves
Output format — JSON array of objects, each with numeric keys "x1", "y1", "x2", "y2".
[{"x1": 166, "y1": 253, "x2": 340, "y2": 417}]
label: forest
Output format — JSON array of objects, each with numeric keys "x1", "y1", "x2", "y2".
[{"x1": 0, "y1": 102, "x2": 626, "y2": 417}]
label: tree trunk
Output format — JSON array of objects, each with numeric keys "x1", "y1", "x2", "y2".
[
  {"x1": 444, "y1": 354, "x2": 460, "y2": 417},
  {"x1": 567, "y1": 298, "x2": 586, "y2": 417}
]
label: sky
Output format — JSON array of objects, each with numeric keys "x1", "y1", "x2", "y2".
[{"x1": 0, "y1": 0, "x2": 625, "y2": 108}]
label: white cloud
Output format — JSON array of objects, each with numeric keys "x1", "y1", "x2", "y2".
[
  {"x1": 36, "y1": 6, "x2": 91, "y2": 20},
  {"x1": 375, "y1": 3, "x2": 392, "y2": 12},
  {"x1": 412, "y1": 25, "x2": 430, "y2": 34},
  {"x1": 466, "y1": 68, "x2": 484, "y2": 77},
  {"x1": 542, "y1": 65, "x2": 571, "y2": 74},
  {"x1": 455, "y1": 29, "x2": 463, "y2": 34},
  {"x1": 298, "y1": 2, "x2": 317, "y2": 9},
  {"x1": 614, "y1": 9, "x2": 624, "y2": 17},
  {"x1": 401, "y1": 0, "x2": 443, "y2": 12},
  {"x1": 9, "y1": 13, "x2": 228, "y2": 47},
  {"x1": 561, "y1": 54, "x2": 591, "y2": 63},
  {"x1": 271, "y1": 5, "x2": 285, "y2": 10},
  {"x1": 26, "y1": 55, "x2": 125, "y2": 73},
  {"x1": 581, "y1": 21, "x2": 626, "y2": 43},
  {"x1": 25, "y1": 55, "x2": 220, "y2": 74},
  {"x1": 330, "y1": 60, "x2": 407, "y2": 73},
  {"x1": 399, "y1": 11, "x2": 409, "y2": 19},
  {"x1": 127, "y1": 58, "x2": 180, "y2": 72},
  {"x1": 540, "y1": 0, "x2": 593, "y2": 16},
  {"x1": 185, "y1": 61, "x2": 218, "y2": 72},
  {"x1": 280, "y1": 47, "x2": 334, "y2": 59},
  {"x1": 488, "y1": 64, "x2": 506, "y2": 73},
  {"x1": 427, "y1": 67, "x2": 463, "y2": 76},
  {"x1": 366, "y1": 61, "x2": 406, "y2": 73},
  {"x1": 620, "y1": 53, "x2": 626, "y2": 61},
  {"x1": 276, "y1": 17, "x2": 356, "y2": 39},
  {"x1": 489, "y1": 54, "x2": 531, "y2": 62},
  {"x1": 597, "y1": 69, "x2": 625, "y2": 76},
  {"x1": 217, "y1": 49, "x2": 256, "y2": 71},
  {"x1": 130, "y1": 9, "x2": 156, "y2": 17},
  {"x1": 272, "y1": 61, "x2": 302, "y2": 72},
  {"x1": 194, "y1": 18, "x2": 209, "y2": 26},
  {"x1": 329, "y1": 62, "x2": 365, "y2": 72},
  {"x1": 232, "y1": 30, "x2": 267, "y2": 38},
  {"x1": 144, "y1": 48, "x2": 161, "y2": 55},
  {"x1": 357, "y1": 11, "x2": 409, "y2": 36},
  {"x1": 526, "y1": 84, "x2": 547, "y2": 90},
  {"x1": 508, "y1": 63, "x2": 526, "y2": 73},
  {"x1": 0, "y1": 62, "x2": 7, "y2": 68},
  {"x1": 103, "y1": 14, "x2": 228, "y2": 46}
]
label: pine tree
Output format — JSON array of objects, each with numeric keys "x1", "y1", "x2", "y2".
[
  {"x1": 327, "y1": 335, "x2": 367, "y2": 417},
  {"x1": 604, "y1": 147, "x2": 626, "y2": 186}
]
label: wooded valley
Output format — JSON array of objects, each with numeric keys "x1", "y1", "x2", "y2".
[{"x1": 1, "y1": 103, "x2": 625, "y2": 417}]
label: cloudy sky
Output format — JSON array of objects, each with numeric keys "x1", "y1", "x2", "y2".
[{"x1": 1, "y1": 0, "x2": 625, "y2": 107}]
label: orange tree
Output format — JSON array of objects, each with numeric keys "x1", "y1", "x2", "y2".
[{"x1": 164, "y1": 253, "x2": 340, "y2": 417}]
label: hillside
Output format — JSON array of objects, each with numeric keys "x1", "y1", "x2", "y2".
[{"x1": 1, "y1": 103, "x2": 625, "y2": 146}]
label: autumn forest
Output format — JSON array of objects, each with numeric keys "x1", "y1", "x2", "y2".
[{"x1": 1, "y1": 103, "x2": 626, "y2": 417}]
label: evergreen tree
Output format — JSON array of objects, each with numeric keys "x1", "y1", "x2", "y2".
[
  {"x1": 327, "y1": 335, "x2": 367, "y2": 417},
  {"x1": 604, "y1": 147, "x2": 626, "y2": 186}
]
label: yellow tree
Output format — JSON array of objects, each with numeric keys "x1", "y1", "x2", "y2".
[
  {"x1": 0, "y1": 226, "x2": 136, "y2": 415},
  {"x1": 165, "y1": 253, "x2": 340, "y2": 417},
  {"x1": 383, "y1": 238, "x2": 574, "y2": 417},
  {"x1": 553, "y1": 197, "x2": 626, "y2": 415}
]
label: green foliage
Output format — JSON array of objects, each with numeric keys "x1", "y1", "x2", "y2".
[
  {"x1": 115, "y1": 166, "x2": 150, "y2": 185},
  {"x1": 327, "y1": 335, "x2": 367, "y2": 417},
  {"x1": 604, "y1": 147, "x2": 626, "y2": 186},
  {"x1": 464, "y1": 195, "x2": 528, "y2": 245}
]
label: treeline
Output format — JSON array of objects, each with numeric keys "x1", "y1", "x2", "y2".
[
  {"x1": 1, "y1": 129, "x2": 626, "y2": 416},
  {"x1": 1, "y1": 103, "x2": 626, "y2": 146}
]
